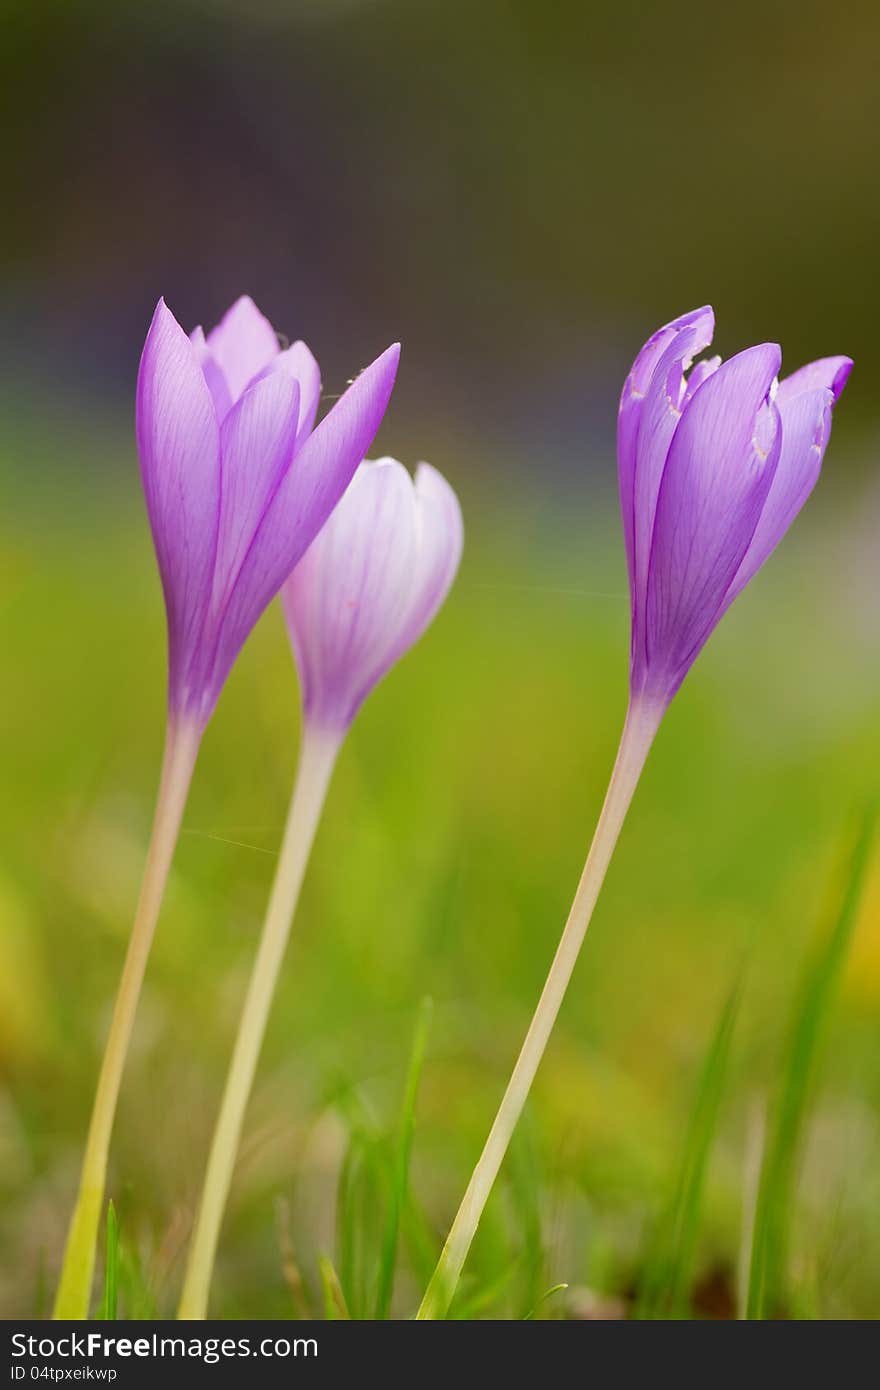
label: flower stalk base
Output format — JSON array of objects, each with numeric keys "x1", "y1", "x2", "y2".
[
  {"x1": 416, "y1": 696, "x2": 664, "y2": 1320},
  {"x1": 53, "y1": 717, "x2": 201, "y2": 1319},
  {"x1": 178, "y1": 724, "x2": 340, "y2": 1320}
]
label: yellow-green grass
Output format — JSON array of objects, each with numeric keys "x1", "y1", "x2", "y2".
[{"x1": 2, "y1": 420, "x2": 879, "y2": 1318}]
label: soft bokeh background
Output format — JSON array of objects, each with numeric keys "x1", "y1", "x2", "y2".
[{"x1": 2, "y1": 0, "x2": 880, "y2": 1318}]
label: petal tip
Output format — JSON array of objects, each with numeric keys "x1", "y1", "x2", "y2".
[
  {"x1": 832, "y1": 357, "x2": 854, "y2": 401},
  {"x1": 150, "y1": 295, "x2": 173, "y2": 328}
]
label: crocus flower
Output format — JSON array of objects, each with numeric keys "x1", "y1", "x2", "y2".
[
  {"x1": 138, "y1": 295, "x2": 401, "y2": 727},
  {"x1": 619, "y1": 305, "x2": 851, "y2": 708},
  {"x1": 178, "y1": 457, "x2": 462, "y2": 1319},
  {"x1": 55, "y1": 295, "x2": 400, "y2": 1321},
  {"x1": 417, "y1": 306, "x2": 851, "y2": 1321},
  {"x1": 282, "y1": 457, "x2": 464, "y2": 733}
]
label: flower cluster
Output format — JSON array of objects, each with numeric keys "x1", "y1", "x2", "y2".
[{"x1": 58, "y1": 294, "x2": 850, "y2": 1323}]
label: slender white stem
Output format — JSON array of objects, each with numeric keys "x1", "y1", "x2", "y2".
[
  {"x1": 53, "y1": 717, "x2": 202, "y2": 1319},
  {"x1": 178, "y1": 724, "x2": 341, "y2": 1320},
  {"x1": 416, "y1": 696, "x2": 664, "y2": 1320}
]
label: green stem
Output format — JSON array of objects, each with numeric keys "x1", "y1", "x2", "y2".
[
  {"x1": 177, "y1": 723, "x2": 341, "y2": 1320},
  {"x1": 53, "y1": 717, "x2": 201, "y2": 1319},
  {"x1": 416, "y1": 696, "x2": 664, "y2": 1320}
]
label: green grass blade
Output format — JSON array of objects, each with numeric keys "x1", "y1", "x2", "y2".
[
  {"x1": 336, "y1": 1131, "x2": 373, "y2": 1318},
  {"x1": 746, "y1": 807, "x2": 876, "y2": 1320},
  {"x1": 97, "y1": 1201, "x2": 118, "y2": 1320},
  {"x1": 451, "y1": 1257, "x2": 520, "y2": 1319},
  {"x1": 374, "y1": 996, "x2": 433, "y2": 1319},
  {"x1": 400, "y1": 1187, "x2": 441, "y2": 1289},
  {"x1": 636, "y1": 981, "x2": 741, "y2": 1319},
  {"x1": 318, "y1": 1256, "x2": 350, "y2": 1320},
  {"x1": 524, "y1": 1282, "x2": 569, "y2": 1320},
  {"x1": 117, "y1": 1236, "x2": 156, "y2": 1320},
  {"x1": 506, "y1": 1122, "x2": 546, "y2": 1318}
]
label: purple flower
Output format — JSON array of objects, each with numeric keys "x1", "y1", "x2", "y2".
[
  {"x1": 136, "y1": 296, "x2": 400, "y2": 726},
  {"x1": 618, "y1": 306, "x2": 851, "y2": 705},
  {"x1": 282, "y1": 458, "x2": 463, "y2": 733}
]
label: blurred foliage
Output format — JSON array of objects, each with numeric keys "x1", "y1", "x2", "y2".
[
  {"x1": 637, "y1": 982, "x2": 741, "y2": 1319},
  {"x1": 1, "y1": 413, "x2": 879, "y2": 1318},
  {"x1": 747, "y1": 809, "x2": 875, "y2": 1318},
  {"x1": 1, "y1": 0, "x2": 878, "y2": 475}
]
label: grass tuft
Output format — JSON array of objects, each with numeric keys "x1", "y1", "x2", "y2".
[
  {"x1": 98, "y1": 1201, "x2": 118, "y2": 1320},
  {"x1": 746, "y1": 807, "x2": 876, "y2": 1319},
  {"x1": 636, "y1": 981, "x2": 741, "y2": 1319},
  {"x1": 318, "y1": 1256, "x2": 350, "y2": 1319},
  {"x1": 374, "y1": 996, "x2": 433, "y2": 1319}
]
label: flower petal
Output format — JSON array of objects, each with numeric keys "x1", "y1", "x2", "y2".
[
  {"x1": 630, "y1": 315, "x2": 717, "y2": 633},
  {"x1": 397, "y1": 461, "x2": 464, "y2": 655},
  {"x1": 724, "y1": 385, "x2": 834, "y2": 606},
  {"x1": 618, "y1": 308, "x2": 715, "y2": 661},
  {"x1": 208, "y1": 372, "x2": 302, "y2": 623},
  {"x1": 682, "y1": 354, "x2": 722, "y2": 406},
  {"x1": 205, "y1": 342, "x2": 401, "y2": 707},
  {"x1": 643, "y1": 343, "x2": 782, "y2": 698},
  {"x1": 723, "y1": 357, "x2": 851, "y2": 609},
  {"x1": 205, "y1": 295, "x2": 280, "y2": 404},
  {"x1": 259, "y1": 339, "x2": 322, "y2": 447},
  {"x1": 284, "y1": 460, "x2": 418, "y2": 728},
  {"x1": 283, "y1": 455, "x2": 462, "y2": 730},
  {"x1": 136, "y1": 298, "x2": 221, "y2": 706},
  {"x1": 190, "y1": 325, "x2": 234, "y2": 422},
  {"x1": 776, "y1": 355, "x2": 852, "y2": 405}
]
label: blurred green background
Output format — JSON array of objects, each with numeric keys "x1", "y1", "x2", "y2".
[{"x1": 2, "y1": 0, "x2": 880, "y2": 1319}]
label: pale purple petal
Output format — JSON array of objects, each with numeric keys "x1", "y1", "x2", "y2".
[
  {"x1": 284, "y1": 461, "x2": 417, "y2": 728},
  {"x1": 397, "y1": 461, "x2": 465, "y2": 653},
  {"x1": 643, "y1": 343, "x2": 782, "y2": 698},
  {"x1": 775, "y1": 355, "x2": 853, "y2": 405},
  {"x1": 282, "y1": 454, "x2": 462, "y2": 731},
  {"x1": 628, "y1": 313, "x2": 717, "y2": 671},
  {"x1": 207, "y1": 373, "x2": 302, "y2": 623},
  {"x1": 723, "y1": 386, "x2": 835, "y2": 607},
  {"x1": 205, "y1": 295, "x2": 280, "y2": 404},
  {"x1": 136, "y1": 298, "x2": 221, "y2": 709},
  {"x1": 681, "y1": 354, "x2": 722, "y2": 405},
  {"x1": 258, "y1": 339, "x2": 322, "y2": 447},
  {"x1": 203, "y1": 343, "x2": 401, "y2": 707},
  {"x1": 190, "y1": 324, "x2": 233, "y2": 422},
  {"x1": 722, "y1": 356, "x2": 851, "y2": 609},
  {"x1": 618, "y1": 306, "x2": 714, "y2": 610}
]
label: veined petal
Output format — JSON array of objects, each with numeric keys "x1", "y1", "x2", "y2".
[
  {"x1": 401, "y1": 461, "x2": 465, "y2": 652},
  {"x1": 136, "y1": 298, "x2": 221, "y2": 707},
  {"x1": 283, "y1": 455, "x2": 462, "y2": 730},
  {"x1": 190, "y1": 324, "x2": 234, "y2": 422},
  {"x1": 775, "y1": 355, "x2": 852, "y2": 405},
  {"x1": 643, "y1": 343, "x2": 782, "y2": 698},
  {"x1": 724, "y1": 385, "x2": 835, "y2": 606},
  {"x1": 206, "y1": 295, "x2": 280, "y2": 404},
  {"x1": 629, "y1": 313, "x2": 717, "y2": 654},
  {"x1": 259, "y1": 339, "x2": 322, "y2": 447},
  {"x1": 208, "y1": 372, "x2": 302, "y2": 621},
  {"x1": 618, "y1": 307, "x2": 714, "y2": 595},
  {"x1": 723, "y1": 357, "x2": 851, "y2": 609},
  {"x1": 618, "y1": 307, "x2": 715, "y2": 688},
  {"x1": 204, "y1": 342, "x2": 401, "y2": 708},
  {"x1": 284, "y1": 460, "x2": 418, "y2": 728},
  {"x1": 682, "y1": 354, "x2": 722, "y2": 405}
]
